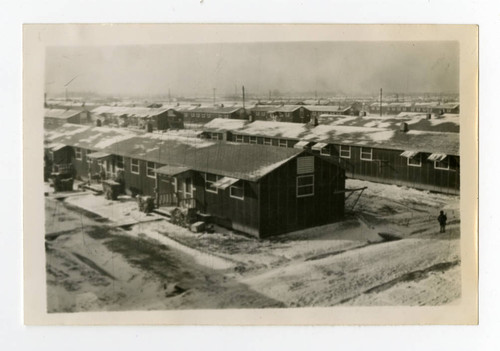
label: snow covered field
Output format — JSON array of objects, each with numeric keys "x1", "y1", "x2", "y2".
[{"x1": 45, "y1": 178, "x2": 460, "y2": 311}]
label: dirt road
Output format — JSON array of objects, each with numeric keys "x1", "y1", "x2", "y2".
[{"x1": 45, "y1": 198, "x2": 283, "y2": 312}]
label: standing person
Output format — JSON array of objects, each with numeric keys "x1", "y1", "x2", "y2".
[{"x1": 438, "y1": 210, "x2": 447, "y2": 233}]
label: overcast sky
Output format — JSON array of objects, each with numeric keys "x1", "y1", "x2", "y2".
[{"x1": 45, "y1": 41, "x2": 459, "y2": 98}]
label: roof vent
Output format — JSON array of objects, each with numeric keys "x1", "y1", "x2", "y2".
[
  {"x1": 426, "y1": 113, "x2": 431, "y2": 120},
  {"x1": 400, "y1": 122, "x2": 409, "y2": 133}
]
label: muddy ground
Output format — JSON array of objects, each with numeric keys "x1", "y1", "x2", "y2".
[{"x1": 45, "y1": 179, "x2": 461, "y2": 312}]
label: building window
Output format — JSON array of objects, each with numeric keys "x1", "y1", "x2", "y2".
[
  {"x1": 320, "y1": 146, "x2": 331, "y2": 156},
  {"x1": 263, "y1": 138, "x2": 272, "y2": 145},
  {"x1": 147, "y1": 162, "x2": 156, "y2": 178},
  {"x1": 115, "y1": 155, "x2": 124, "y2": 170},
  {"x1": 131, "y1": 158, "x2": 140, "y2": 174},
  {"x1": 235, "y1": 135, "x2": 244, "y2": 143},
  {"x1": 360, "y1": 147, "x2": 373, "y2": 161},
  {"x1": 75, "y1": 147, "x2": 82, "y2": 160},
  {"x1": 205, "y1": 173, "x2": 219, "y2": 193},
  {"x1": 249, "y1": 136, "x2": 257, "y2": 144},
  {"x1": 230, "y1": 182, "x2": 244, "y2": 200},
  {"x1": 297, "y1": 175, "x2": 314, "y2": 198},
  {"x1": 279, "y1": 139, "x2": 288, "y2": 148},
  {"x1": 435, "y1": 158, "x2": 450, "y2": 170},
  {"x1": 211, "y1": 133, "x2": 222, "y2": 140},
  {"x1": 297, "y1": 156, "x2": 314, "y2": 174},
  {"x1": 339, "y1": 145, "x2": 351, "y2": 159},
  {"x1": 407, "y1": 155, "x2": 422, "y2": 167}
]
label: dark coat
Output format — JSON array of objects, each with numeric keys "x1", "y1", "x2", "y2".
[{"x1": 438, "y1": 213, "x2": 447, "y2": 225}]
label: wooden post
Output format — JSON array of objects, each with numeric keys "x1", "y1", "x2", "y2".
[{"x1": 379, "y1": 88, "x2": 383, "y2": 117}]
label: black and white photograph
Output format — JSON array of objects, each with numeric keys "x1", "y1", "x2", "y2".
[{"x1": 23, "y1": 24, "x2": 478, "y2": 325}]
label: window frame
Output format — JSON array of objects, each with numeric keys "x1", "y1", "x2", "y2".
[
  {"x1": 146, "y1": 161, "x2": 156, "y2": 178},
  {"x1": 263, "y1": 137, "x2": 272, "y2": 146},
  {"x1": 407, "y1": 155, "x2": 422, "y2": 167},
  {"x1": 131, "y1": 158, "x2": 140, "y2": 175},
  {"x1": 360, "y1": 147, "x2": 373, "y2": 161},
  {"x1": 75, "y1": 147, "x2": 82, "y2": 160},
  {"x1": 339, "y1": 145, "x2": 351, "y2": 159},
  {"x1": 278, "y1": 139, "x2": 288, "y2": 148},
  {"x1": 249, "y1": 136, "x2": 258, "y2": 144},
  {"x1": 320, "y1": 145, "x2": 331, "y2": 156},
  {"x1": 205, "y1": 173, "x2": 219, "y2": 194},
  {"x1": 434, "y1": 158, "x2": 450, "y2": 171},
  {"x1": 229, "y1": 182, "x2": 244, "y2": 200},
  {"x1": 235, "y1": 135, "x2": 244, "y2": 143},
  {"x1": 115, "y1": 155, "x2": 124, "y2": 170},
  {"x1": 296, "y1": 175, "x2": 315, "y2": 198}
]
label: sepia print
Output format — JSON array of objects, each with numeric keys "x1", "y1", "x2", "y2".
[{"x1": 24, "y1": 24, "x2": 478, "y2": 325}]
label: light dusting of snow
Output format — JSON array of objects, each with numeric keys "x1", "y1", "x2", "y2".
[{"x1": 247, "y1": 153, "x2": 299, "y2": 179}]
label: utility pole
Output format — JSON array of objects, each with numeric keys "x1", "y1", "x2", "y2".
[
  {"x1": 168, "y1": 89, "x2": 171, "y2": 103},
  {"x1": 379, "y1": 88, "x2": 383, "y2": 117},
  {"x1": 242, "y1": 86, "x2": 246, "y2": 109}
]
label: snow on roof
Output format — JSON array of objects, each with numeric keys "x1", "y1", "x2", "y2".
[
  {"x1": 308, "y1": 125, "x2": 396, "y2": 143},
  {"x1": 434, "y1": 103, "x2": 459, "y2": 109},
  {"x1": 396, "y1": 112, "x2": 429, "y2": 118},
  {"x1": 45, "y1": 124, "x2": 310, "y2": 181},
  {"x1": 188, "y1": 106, "x2": 243, "y2": 114},
  {"x1": 203, "y1": 119, "x2": 459, "y2": 155},
  {"x1": 45, "y1": 124, "x2": 90, "y2": 141},
  {"x1": 44, "y1": 108, "x2": 81, "y2": 119},
  {"x1": 203, "y1": 118, "x2": 249, "y2": 132},
  {"x1": 91, "y1": 106, "x2": 173, "y2": 118},
  {"x1": 45, "y1": 124, "x2": 138, "y2": 150},
  {"x1": 387, "y1": 102, "x2": 413, "y2": 107},
  {"x1": 108, "y1": 136, "x2": 304, "y2": 181},
  {"x1": 234, "y1": 120, "x2": 311, "y2": 139},
  {"x1": 269, "y1": 105, "x2": 304, "y2": 113},
  {"x1": 305, "y1": 105, "x2": 351, "y2": 112},
  {"x1": 250, "y1": 105, "x2": 281, "y2": 112},
  {"x1": 370, "y1": 102, "x2": 389, "y2": 107},
  {"x1": 246, "y1": 151, "x2": 301, "y2": 180},
  {"x1": 320, "y1": 114, "x2": 459, "y2": 133}
]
